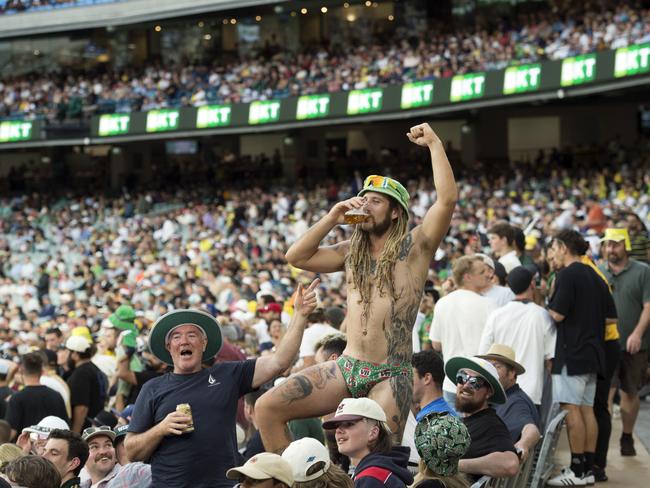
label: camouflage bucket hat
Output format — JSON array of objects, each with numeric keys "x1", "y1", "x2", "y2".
[{"x1": 415, "y1": 412, "x2": 471, "y2": 477}]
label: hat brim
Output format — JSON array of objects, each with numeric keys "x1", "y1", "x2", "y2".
[
  {"x1": 358, "y1": 187, "x2": 409, "y2": 215},
  {"x1": 226, "y1": 465, "x2": 272, "y2": 481},
  {"x1": 149, "y1": 309, "x2": 222, "y2": 365},
  {"x1": 475, "y1": 354, "x2": 526, "y2": 376},
  {"x1": 445, "y1": 357, "x2": 506, "y2": 405},
  {"x1": 322, "y1": 414, "x2": 365, "y2": 430}
]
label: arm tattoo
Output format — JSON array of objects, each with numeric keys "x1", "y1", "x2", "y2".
[
  {"x1": 389, "y1": 374, "x2": 413, "y2": 442},
  {"x1": 275, "y1": 375, "x2": 313, "y2": 404}
]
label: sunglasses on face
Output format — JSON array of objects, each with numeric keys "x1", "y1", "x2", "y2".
[{"x1": 455, "y1": 370, "x2": 488, "y2": 391}]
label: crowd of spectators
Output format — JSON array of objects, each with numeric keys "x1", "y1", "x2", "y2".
[
  {"x1": 1, "y1": 1, "x2": 650, "y2": 120},
  {"x1": 0, "y1": 133, "x2": 646, "y2": 487}
]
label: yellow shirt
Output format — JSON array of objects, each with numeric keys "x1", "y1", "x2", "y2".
[{"x1": 580, "y1": 256, "x2": 620, "y2": 341}]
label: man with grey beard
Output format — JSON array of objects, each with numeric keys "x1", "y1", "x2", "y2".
[{"x1": 80, "y1": 426, "x2": 121, "y2": 488}]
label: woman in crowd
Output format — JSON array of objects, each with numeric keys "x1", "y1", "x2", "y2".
[{"x1": 282, "y1": 437, "x2": 353, "y2": 488}]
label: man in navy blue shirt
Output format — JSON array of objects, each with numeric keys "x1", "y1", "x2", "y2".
[
  {"x1": 478, "y1": 344, "x2": 540, "y2": 463},
  {"x1": 125, "y1": 279, "x2": 319, "y2": 488},
  {"x1": 412, "y1": 350, "x2": 457, "y2": 421}
]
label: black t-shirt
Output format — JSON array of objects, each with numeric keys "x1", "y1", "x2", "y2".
[
  {"x1": 5, "y1": 385, "x2": 69, "y2": 433},
  {"x1": 129, "y1": 360, "x2": 257, "y2": 488},
  {"x1": 243, "y1": 430, "x2": 265, "y2": 460},
  {"x1": 462, "y1": 407, "x2": 516, "y2": 460},
  {"x1": 549, "y1": 262, "x2": 616, "y2": 376},
  {"x1": 0, "y1": 386, "x2": 13, "y2": 419},
  {"x1": 124, "y1": 369, "x2": 165, "y2": 406},
  {"x1": 67, "y1": 362, "x2": 107, "y2": 428}
]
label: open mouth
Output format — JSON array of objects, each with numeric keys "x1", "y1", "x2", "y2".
[{"x1": 180, "y1": 349, "x2": 193, "y2": 358}]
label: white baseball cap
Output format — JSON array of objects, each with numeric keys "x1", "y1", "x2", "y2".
[
  {"x1": 282, "y1": 437, "x2": 331, "y2": 482},
  {"x1": 65, "y1": 335, "x2": 92, "y2": 353},
  {"x1": 22, "y1": 416, "x2": 70, "y2": 437},
  {"x1": 226, "y1": 453, "x2": 293, "y2": 486},
  {"x1": 322, "y1": 398, "x2": 389, "y2": 431}
]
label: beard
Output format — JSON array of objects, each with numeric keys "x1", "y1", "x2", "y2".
[
  {"x1": 362, "y1": 212, "x2": 393, "y2": 237},
  {"x1": 455, "y1": 393, "x2": 484, "y2": 414}
]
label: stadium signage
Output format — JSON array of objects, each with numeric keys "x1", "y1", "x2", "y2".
[
  {"x1": 347, "y1": 89, "x2": 383, "y2": 115},
  {"x1": 503, "y1": 64, "x2": 541, "y2": 94},
  {"x1": 614, "y1": 43, "x2": 650, "y2": 78},
  {"x1": 0, "y1": 121, "x2": 32, "y2": 142},
  {"x1": 401, "y1": 81, "x2": 434, "y2": 109},
  {"x1": 249, "y1": 100, "x2": 281, "y2": 124},
  {"x1": 561, "y1": 54, "x2": 597, "y2": 86},
  {"x1": 197, "y1": 105, "x2": 232, "y2": 128},
  {"x1": 296, "y1": 95, "x2": 330, "y2": 120},
  {"x1": 146, "y1": 109, "x2": 180, "y2": 133},
  {"x1": 98, "y1": 114, "x2": 131, "y2": 136},
  {"x1": 450, "y1": 73, "x2": 486, "y2": 102}
]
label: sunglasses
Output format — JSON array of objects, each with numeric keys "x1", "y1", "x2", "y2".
[
  {"x1": 82, "y1": 425, "x2": 114, "y2": 439},
  {"x1": 455, "y1": 370, "x2": 488, "y2": 391},
  {"x1": 364, "y1": 175, "x2": 400, "y2": 191}
]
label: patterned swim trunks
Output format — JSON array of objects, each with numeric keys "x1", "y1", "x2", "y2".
[{"x1": 336, "y1": 354, "x2": 413, "y2": 398}]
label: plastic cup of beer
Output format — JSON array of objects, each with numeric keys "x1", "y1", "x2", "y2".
[{"x1": 344, "y1": 207, "x2": 370, "y2": 224}]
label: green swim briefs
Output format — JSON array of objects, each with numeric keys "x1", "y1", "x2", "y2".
[{"x1": 336, "y1": 354, "x2": 413, "y2": 398}]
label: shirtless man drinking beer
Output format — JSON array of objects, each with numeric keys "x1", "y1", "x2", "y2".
[{"x1": 256, "y1": 123, "x2": 457, "y2": 452}]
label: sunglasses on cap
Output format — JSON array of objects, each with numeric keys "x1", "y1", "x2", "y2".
[
  {"x1": 455, "y1": 370, "x2": 488, "y2": 391},
  {"x1": 82, "y1": 425, "x2": 113, "y2": 438},
  {"x1": 364, "y1": 175, "x2": 400, "y2": 191}
]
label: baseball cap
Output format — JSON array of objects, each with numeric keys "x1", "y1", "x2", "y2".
[
  {"x1": 113, "y1": 424, "x2": 129, "y2": 444},
  {"x1": 82, "y1": 425, "x2": 116, "y2": 443},
  {"x1": 282, "y1": 437, "x2": 330, "y2": 482},
  {"x1": 506, "y1": 266, "x2": 534, "y2": 295},
  {"x1": 258, "y1": 302, "x2": 282, "y2": 314},
  {"x1": 226, "y1": 452, "x2": 294, "y2": 486},
  {"x1": 66, "y1": 335, "x2": 92, "y2": 353},
  {"x1": 23, "y1": 416, "x2": 70, "y2": 438},
  {"x1": 322, "y1": 398, "x2": 389, "y2": 430}
]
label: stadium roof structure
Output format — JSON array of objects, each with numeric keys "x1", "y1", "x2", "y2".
[{"x1": 0, "y1": 0, "x2": 285, "y2": 39}]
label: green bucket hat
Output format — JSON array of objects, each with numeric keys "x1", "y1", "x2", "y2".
[
  {"x1": 108, "y1": 305, "x2": 136, "y2": 330},
  {"x1": 148, "y1": 309, "x2": 223, "y2": 366},
  {"x1": 415, "y1": 412, "x2": 471, "y2": 477},
  {"x1": 444, "y1": 356, "x2": 507, "y2": 405},
  {"x1": 358, "y1": 175, "x2": 410, "y2": 215}
]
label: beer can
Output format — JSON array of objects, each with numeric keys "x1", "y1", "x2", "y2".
[{"x1": 176, "y1": 403, "x2": 195, "y2": 433}]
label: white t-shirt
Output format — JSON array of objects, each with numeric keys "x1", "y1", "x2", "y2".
[
  {"x1": 483, "y1": 285, "x2": 515, "y2": 307},
  {"x1": 478, "y1": 300, "x2": 556, "y2": 405},
  {"x1": 40, "y1": 375, "x2": 71, "y2": 418},
  {"x1": 299, "y1": 323, "x2": 339, "y2": 358},
  {"x1": 252, "y1": 320, "x2": 272, "y2": 344},
  {"x1": 498, "y1": 251, "x2": 521, "y2": 273},
  {"x1": 429, "y1": 289, "x2": 498, "y2": 393},
  {"x1": 401, "y1": 410, "x2": 420, "y2": 464}
]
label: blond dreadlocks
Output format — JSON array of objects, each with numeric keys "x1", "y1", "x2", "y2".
[{"x1": 346, "y1": 202, "x2": 409, "y2": 319}]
